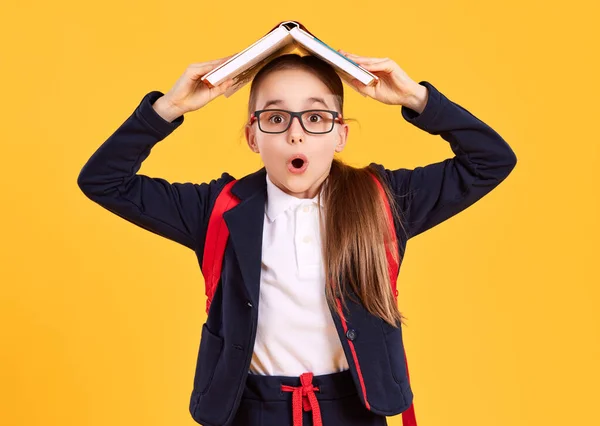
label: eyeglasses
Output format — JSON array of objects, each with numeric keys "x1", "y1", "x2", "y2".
[{"x1": 249, "y1": 109, "x2": 344, "y2": 134}]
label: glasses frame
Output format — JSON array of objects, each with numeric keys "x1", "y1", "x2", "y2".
[{"x1": 249, "y1": 109, "x2": 344, "y2": 134}]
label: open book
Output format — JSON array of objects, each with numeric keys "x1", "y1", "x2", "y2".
[{"x1": 201, "y1": 20, "x2": 380, "y2": 97}]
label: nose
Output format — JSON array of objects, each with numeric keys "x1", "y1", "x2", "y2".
[{"x1": 288, "y1": 115, "x2": 304, "y2": 144}]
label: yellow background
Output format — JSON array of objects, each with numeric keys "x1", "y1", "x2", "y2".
[{"x1": 1, "y1": 1, "x2": 599, "y2": 425}]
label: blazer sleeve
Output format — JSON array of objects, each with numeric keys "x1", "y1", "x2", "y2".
[
  {"x1": 77, "y1": 90, "x2": 234, "y2": 251},
  {"x1": 370, "y1": 81, "x2": 518, "y2": 240}
]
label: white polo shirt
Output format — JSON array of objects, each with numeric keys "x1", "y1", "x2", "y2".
[{"x1": 248, "y1": 173, "x2": 350, "y2": 376}]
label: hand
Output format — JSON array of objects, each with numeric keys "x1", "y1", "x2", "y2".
[
  {"x1": 338, "y1": 50, "x2": 428, "y2": 112},
  {"x1": 158, "y1": 55, "x2": 236, "y2": 117}
]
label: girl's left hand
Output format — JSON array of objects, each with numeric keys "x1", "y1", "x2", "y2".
[{"x1": 338, "y1": 50, "x2": 427, "y2": 110}]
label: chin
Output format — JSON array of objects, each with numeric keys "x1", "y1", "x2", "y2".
[
  {"x1": 281, "y1": 175, "x2": 315, "y2": 195},
  {"x1": 283, "y1": 179, "x2": 309, "y2": 193}
]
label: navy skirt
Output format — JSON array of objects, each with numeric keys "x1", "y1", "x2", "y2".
[{"x1": 230, "y1": 369, "x2": 388, "y2": 426}]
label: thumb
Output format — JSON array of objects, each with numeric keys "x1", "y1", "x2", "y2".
[{"x1": 350, "y1": 79, "x2": 369, "y2": 97}]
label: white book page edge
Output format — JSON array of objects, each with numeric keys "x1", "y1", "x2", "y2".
[
  {"x1": 202, "y1": 27, "x2": 291, "y2": 86},
  {"x1": 290, "y1": 27, "x2": 378, "y2": 86}
]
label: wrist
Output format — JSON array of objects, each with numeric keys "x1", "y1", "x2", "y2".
[
  {"x1": 404, "y1": 84, "x2": 428, "y2": 114},
  {"x1": 152, "y1": 96, "x2": 185, "y2": 123}
]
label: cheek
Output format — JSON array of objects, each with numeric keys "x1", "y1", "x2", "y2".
[
  {"x1": 256, "y1": 139, "x2": 285, "y2": 161},
  {"x1": 309, "y1": 144, "x2": 337, "y2": 168},
  {"x1": 319, "y1": 137, "x2": 341, "y2": 155}
]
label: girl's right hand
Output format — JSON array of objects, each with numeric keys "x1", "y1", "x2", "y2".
[{"x1": 154, "y1": 55, "x2": 236, "y2": 121}]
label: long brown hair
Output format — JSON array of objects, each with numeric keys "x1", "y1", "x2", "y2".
[{"x1": 248, "y1": 54, "x2": 407, "y2": 328}]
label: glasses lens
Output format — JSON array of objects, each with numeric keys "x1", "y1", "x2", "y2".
[
  {"x1": 259, "y1": 110, "x2": 291, "y2": 133},
  {"x1": 302, "y1": 110, "x2": 335, "y2": 133},
  {"x1": 258, "y1": 110, "x2": 336, "y2": 133}
]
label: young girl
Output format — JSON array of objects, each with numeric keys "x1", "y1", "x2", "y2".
[{"x1": 78, "y1": 52, "x2": 517, "y2": 426}]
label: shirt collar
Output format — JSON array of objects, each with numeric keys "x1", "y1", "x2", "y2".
[{"x1": 266, "y1": 173, "x2": 325, "y2": 222}]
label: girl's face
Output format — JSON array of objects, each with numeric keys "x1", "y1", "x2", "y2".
[{"x1": 245, "y1": 68, "x2": 349, "y2": 199}]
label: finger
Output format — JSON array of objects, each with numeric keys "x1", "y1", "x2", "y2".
[
  {"x1": 217, "y1": 54, "x2": 235, "y2": 64},
  {"x1": 353, "y1": 57, "x2": 389, "y2": 65},
  {"x1": 189, "y1": 66, "x2": 215, "y2": 80},
  {"x1": 339, "y1": 51, "x2": 386, "y2": 64},
  {"x1": 359, "y1": 59, "x2": 396, "y2": 73},
  {"x1": 349, "y1": 78, "x2": 373, "y2": 98},
  {"x1": 188, "y1": 61, "x2": 227, "y2": 81},
  {"x1": 189, "y1": 54, "x2": 235, "y2": 69}
]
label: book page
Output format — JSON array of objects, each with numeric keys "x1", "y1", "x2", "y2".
[
  {"x1": 223, "y1": 42, "x2": 371, "y2": 98},
  {"x1": 289, "y1": 27, "x2": 379, "y2": 88},
  {"x1": 292, "y1": 41, "x2": 371, "y2": 96}
]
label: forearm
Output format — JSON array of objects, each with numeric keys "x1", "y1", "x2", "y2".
[
  {"x1": 402, "y1": 81, "x2": 517, "y2": 180},
  {"x1": 375, "y1": 81, "x2": 518, "y2": 239},
  {"x1": 78, "y1": 91, "x2": 183, "y2": 197}
]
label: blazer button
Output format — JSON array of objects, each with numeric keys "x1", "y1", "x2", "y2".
[{"x1": 346, "y1": 329, "x2": 357, "y2": 341}]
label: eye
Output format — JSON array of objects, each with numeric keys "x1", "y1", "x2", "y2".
[
  {"x1": 308, "y1": 113, "x2": 323, "y2": 122},
  {"x1": 267, "y1": 114, "x2": 286, "y2": 124}
]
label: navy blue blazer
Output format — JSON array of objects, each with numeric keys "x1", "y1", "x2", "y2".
[{"x1": 77, "y1": 81, "x2": 517, "y2": 426}]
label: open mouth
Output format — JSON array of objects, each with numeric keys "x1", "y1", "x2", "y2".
[{"x1": 287, "y1": 154, "x2": 309, "y2": 174}]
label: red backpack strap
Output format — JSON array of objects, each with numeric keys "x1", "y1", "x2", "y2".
[
  {"x1": 371, "y1": 173, "x2": 418, "y2": 426},
  {"x1": 202, "y1": 179, "x2": 239, "y2": 314},
  {"x1": 370, "y1": 174, "x2": 400, "y2": 298}
]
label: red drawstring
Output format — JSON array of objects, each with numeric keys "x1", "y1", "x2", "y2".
[{"x1": 280, "y1": 372, "x2": 323, "y2": 426}]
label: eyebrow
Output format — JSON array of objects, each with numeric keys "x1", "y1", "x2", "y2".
[{"x1": 261, "y1": 97, "x2": 329, "y2": 110}]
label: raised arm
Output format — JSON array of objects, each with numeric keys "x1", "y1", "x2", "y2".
[
  {"x1": 77, "y1": 91, "x2": 234, "y2": 250},
  {"x1": 371, "y1": 80, "x2": 517, "y2": 239},
  {"x1": 77, "y1": 58, "x2": 236, "y2": 251}
]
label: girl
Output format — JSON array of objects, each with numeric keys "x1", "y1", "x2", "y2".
[{"x1": 78, "y1": 52, "x2": 517, "y2": 426}]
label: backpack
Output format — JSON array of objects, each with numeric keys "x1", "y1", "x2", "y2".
[{"x1": 201, "y1": 174, "x2": 417, "y2": 426}]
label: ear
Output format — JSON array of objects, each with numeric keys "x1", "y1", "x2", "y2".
[
  {"x1": 245, "y1": 124, "x2": 260, "y2": 153},
  {"x1": 334, "y1": 123, "x2": 349, "y2": 153}
]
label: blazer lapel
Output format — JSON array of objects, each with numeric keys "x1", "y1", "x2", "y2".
[{"x1": 223, "y1": 167, "x2": 267, "y2": 306}]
